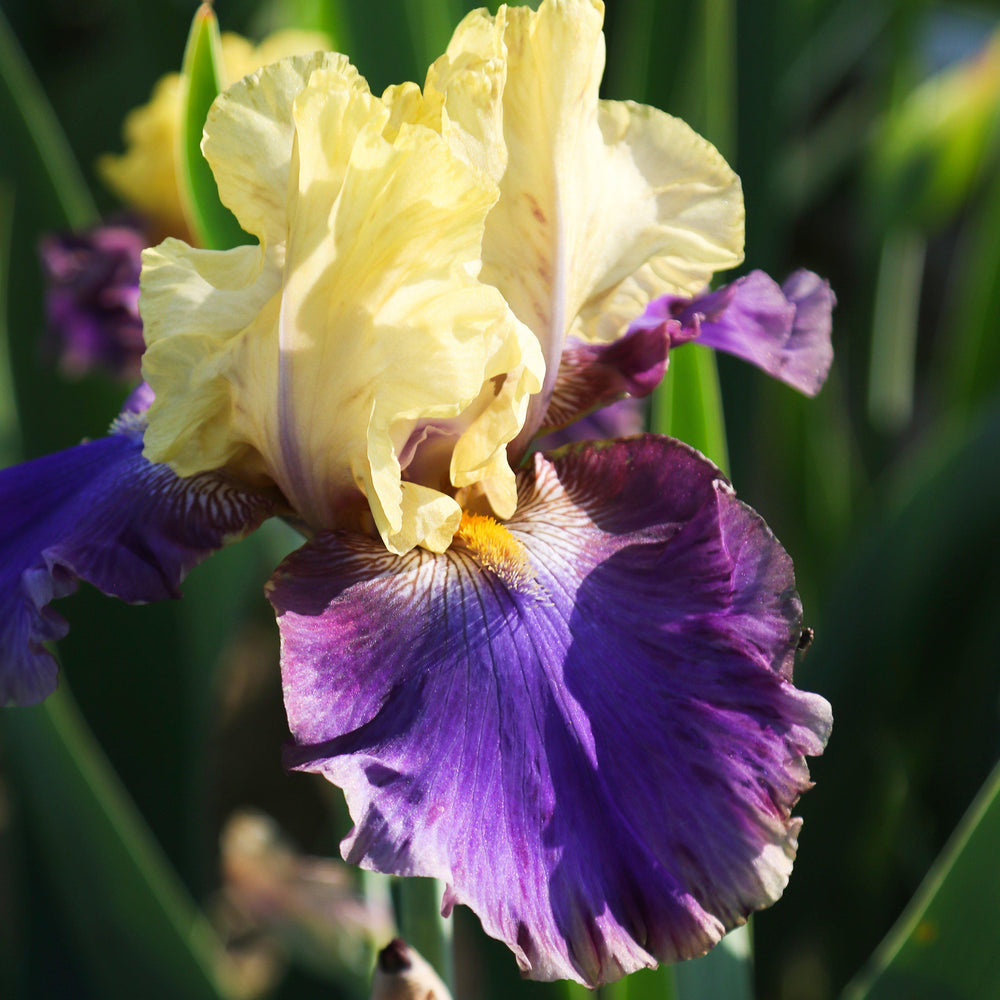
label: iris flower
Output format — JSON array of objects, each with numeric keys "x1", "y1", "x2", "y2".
[{"x1": 1, "y1": 0, "x2": 834, "y2": 986}]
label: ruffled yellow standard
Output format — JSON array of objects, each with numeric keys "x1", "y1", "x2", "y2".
[
  {"x1": 139, "y1": 0, "x2": 746, "y2": 558},
  {"x1": 424, "y1": 0, "x2": 746, "y2": 435},
  {"x1": 140, "y1": 54, "x2": 544, "y2": 555}
]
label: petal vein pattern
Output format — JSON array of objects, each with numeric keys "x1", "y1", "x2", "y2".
[{"x1": 271, "y1": 436, "x2": 831, "y2": 985}]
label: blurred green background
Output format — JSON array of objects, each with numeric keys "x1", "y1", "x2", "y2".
[{"x1": 2, "y1": 1, "x2": 1000, "y2": 998}]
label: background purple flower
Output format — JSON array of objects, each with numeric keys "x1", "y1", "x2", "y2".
[{"x1": 39, "y1": 221, "x2": 147, "y2": 381}]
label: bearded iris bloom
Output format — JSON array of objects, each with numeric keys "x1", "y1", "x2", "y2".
[{"x1": 0, "y1": 0, "x2": 834, "y2": 986}]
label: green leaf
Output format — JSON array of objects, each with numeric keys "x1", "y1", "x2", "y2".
[
  {"x1": 1, "y1": 687, "x2": 230, "y2": 1000},
  {"x1": 395, "y1": 876, "x2": 454, "y2": 989},
  {"x1": 651, "y1": 345, "x2": 730, "y2": 475},
  {"x1": 402, "y1": 0, "x2": 464, "y2": 73},
  {"x1": 178, "y1": 4, "x2": 248, "y2": 251},
  {"x1": 939, "y1": 161, "x2": 1000, "y2": 422},
  {"x1": 0, "y1": 182, "x2": 22, "y2": 469},
  {"x1": 0, "y1": 6, "x2": 97, "y2": 229},
  {"x1": 843, "y1": 757, "x2": 1000, "y2": 1000},
  {"x1": 674, "y1": 925, "x2": 754, "y2": 1000},
  {"x1": 600, "y1": 965, "x2": 679, "y2": 1000},
  {"x1": 867, "y1": 226, "x2": 925, "y2": 433}
]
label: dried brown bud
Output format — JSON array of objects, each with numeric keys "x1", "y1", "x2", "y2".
[{"x1": 369, "y1": 939, "x2": 453, "y2": 1000}]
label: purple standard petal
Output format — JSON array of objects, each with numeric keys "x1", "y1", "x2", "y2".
[
  {"x1": 271, "y1": 436, "x2": 831, "y2": 985},
  {"x1": 0, "y1": 415, "x2": 272, "y2": 705},
  {"x1": 629, "y1": 269, "x2": 835, "y2": 396},
  {"x1": 39, "y1": 221, "x2": 147, "y2": 381}
]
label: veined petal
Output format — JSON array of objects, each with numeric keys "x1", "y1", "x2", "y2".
[
  {"x1": 433, "y1": 0, "x2": 744, "y2": 438},
  {"x1": 539, "y1": 325, "x2": 668, "y2": 434},
  {"x1": 0, "y1": 412, "x2": 272, "y2": 706},
  {"x1": 271, "y1": 436, "x2": 830, "y2": 985}
]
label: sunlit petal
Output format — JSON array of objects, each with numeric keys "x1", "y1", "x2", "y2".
[{"x1": 272, "y1": 437, "x2": 830, "y2": 985}]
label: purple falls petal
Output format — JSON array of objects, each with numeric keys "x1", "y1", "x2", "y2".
[
  {"x1": 271, "y1": 436, "x2": 831, "y2": 986},
  {"x1": 0, "y1": 415, "x2": 272, "y2": 705},
  {"x1": 39, "y1": 221, "x2": 147, "y2": 381},
  {"x1": 630, "y1": 269, "x2": 835, "y2": 396}
]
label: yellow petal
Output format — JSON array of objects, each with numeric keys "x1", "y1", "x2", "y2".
[
  {"x1": 141, "y1": 59, "x2": 543, "y2": 556},
  {"x1": 422, "y1": 7, "x2": 509, "y2": 181},
  {"x1": 272, "y1": 68, "x2": 541, "y2": 551},
  {"x1": 202, "y1": 52, "x2": 366, "y2": 248},
  {"x1": 435, "y1": 0, "x2": 744, "y2": 433},
  {"x1": 580, "y1": 99, "x2": 745, "y2": 341},
  {"x1": 97, "y1": 75, "x2": 191, "y2": 242},
  {"x1": 98, "y1": 31, "x2": 333, "y2": 243},
  {"x1": 139, "y1": 238, "x2": 283, "y2": 478},
  {"x1": 221, "y1": 30, "x2": 331, "y2": 83}
]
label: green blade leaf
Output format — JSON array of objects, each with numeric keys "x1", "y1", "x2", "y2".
[
  {"x1": 178, "y1": 3, "x2": 248, "y2": 251},
  {"x1": 1, "y1": 686, "x2": 230, "y2": 1000},
  {"x1": 674, "y1": 925, "x2": 754, "y2": 1000},
  {"x1": 600, "y1": 965, "x2": 679, "y2": 1000},
  {"x1": 395, "y1": 876, "x2": 454, "y2": 989},
  {"x1": 843, "y1": 757, "x2": 1000, "y2": 1000},
  {"x1": 0, "y1": 6, "x2": 97, "y2": 229},
  {"x1": 651, "y1": 345, "x2": 730, "y2": 475}
]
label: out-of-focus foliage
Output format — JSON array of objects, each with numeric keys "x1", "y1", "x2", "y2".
[{"x1": 2, "y1": 2, "x2": 1000, "y2": 999}]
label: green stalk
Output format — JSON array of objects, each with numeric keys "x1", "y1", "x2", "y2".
[
  {"x1": 652, "y1": 345, "x2": 730, "y2": 474},
  {"x1": 1, "y1": 687, "x2": 229, "y2": 1000},
  {"x1": 867, "y1": 226, "x2": 925, "y2": 433},
  {"x1": 0, "y1": 6, "x2": 97, "y2": 228},
  {"x1": 395, "y1": 876, "x2": 454, "y2": 989}
]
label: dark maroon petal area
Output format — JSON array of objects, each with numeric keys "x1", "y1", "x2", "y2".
[
  {"x1": 271, "y1": 436, "x2": 831, "y2": 985},
  {"x1": 538, "y1": 325, "x2": 669, "y2": 435},
  {"x1": 0, "y1": 416, "x2": 272, "y2": 705},
  {"x1": 629, "y1": 270, "x2": 835, "y2": 396}
]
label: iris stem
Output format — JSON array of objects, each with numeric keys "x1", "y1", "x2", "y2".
[
  {"x1": 652, "y1": 345, "x2": 730, "y2": 476},
  {"x1": 0, "y1": 6, "x2": 97, "y2": 228},
  {"x1": 867, "y1": 226, "x2": 925, "y2": 433},
  {"x1": 395, "y1": 876, "x2": 454, "y2": 990}
]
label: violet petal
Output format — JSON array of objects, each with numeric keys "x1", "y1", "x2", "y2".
[
  {"x1": 630, "y1": 270, "x2": 835, "y2": 396},
  {"x1": 0, "y1": 415, "x2": 272, "y2": 705},
  {"x1": 271, "y1": 436, "x2": 831, "y2": 985}
]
